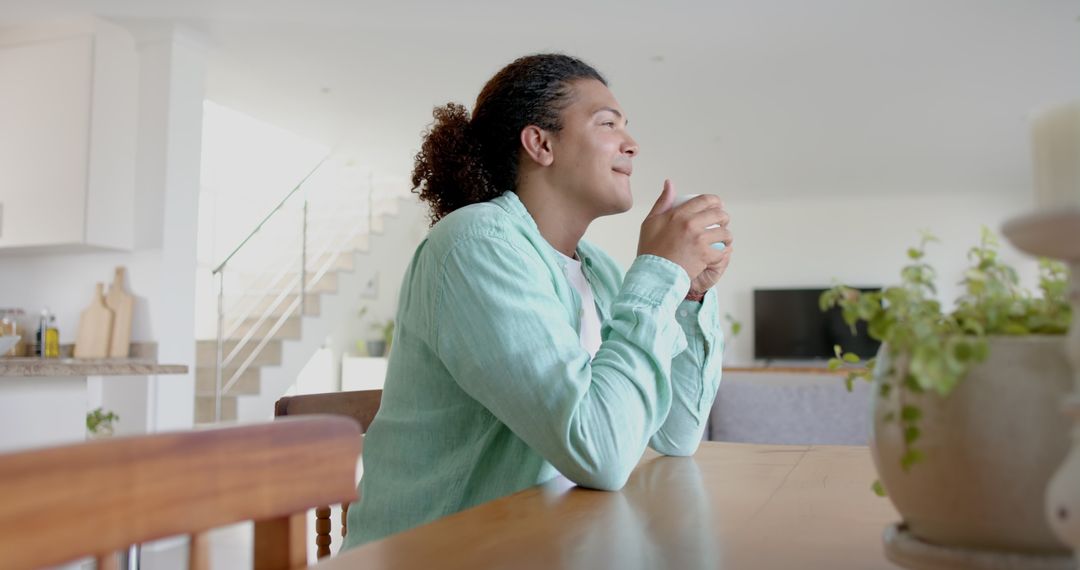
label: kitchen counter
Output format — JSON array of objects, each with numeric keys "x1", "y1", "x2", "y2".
[
  {"x1": 0, "y1": 345, "x2": 191, "y2": 453},
  {"x1": 0, "y1": 358, "x2": 187, "y2": 377}
]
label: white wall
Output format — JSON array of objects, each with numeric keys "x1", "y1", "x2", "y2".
[
  {"x1": 345, "y1": 197, "x2": 430, "y2": 349},
  {"x1": 587, "y1": 188, "x2": 1040, "y2": 364},
  {"x1": 296, "y1": 196, "x2": 428, "y2": 393},
  {"x1": 197, "y1": 100, "x2": 330, "y2": 267},
  {"x1": 143, "y1": 28, "x2": 206, "y2": 431}
]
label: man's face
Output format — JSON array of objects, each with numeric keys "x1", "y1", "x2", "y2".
[{"x1": 548, "y1": 79, "x2": 638, "y2": 217}]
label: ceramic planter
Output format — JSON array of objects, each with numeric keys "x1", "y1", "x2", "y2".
[{"x1": 871, "y1": 336, "x2": 1072, "y2": 555}]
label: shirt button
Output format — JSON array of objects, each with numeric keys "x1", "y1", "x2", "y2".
[{"x1": 679, "y1": 309, "x2": 688, "y2": 317}]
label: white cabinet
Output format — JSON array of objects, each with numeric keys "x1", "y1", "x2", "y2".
[
  {"x1": 341, "y1": 356, "x2": 388, "y2": 391},
  {"x1": 0, "y1": 20, "x2": 136, "y2": 253}
]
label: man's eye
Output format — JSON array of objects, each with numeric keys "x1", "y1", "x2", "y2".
[{"x1": 602, "y1": 121, "x2": 616, "y2": 127}]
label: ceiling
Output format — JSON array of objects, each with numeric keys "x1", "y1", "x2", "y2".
[{"x1": 3, "y1": 0, "x2": 1079, "y2": 202}]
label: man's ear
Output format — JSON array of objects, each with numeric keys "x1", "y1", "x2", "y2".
[{"x1": 520, "y1": 125, "x2": 554, "y2": 167}]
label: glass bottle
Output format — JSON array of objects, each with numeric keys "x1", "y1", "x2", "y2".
[
  {"x1": 44, "y1": 314, "x2": 59, "y2": 358},
  {"x1": 1, "y1": 308, "x2": 26, "y2": 357},
  {"x1": 35, "y1": 309, "x2": 47, "y2": 358}
]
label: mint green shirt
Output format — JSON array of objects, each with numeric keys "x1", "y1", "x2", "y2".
[{"x1": 343, "y1": 191, "x2": 724, "y2": 548}]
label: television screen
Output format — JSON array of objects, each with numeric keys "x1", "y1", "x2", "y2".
[{"x1": 753, "y1": 287, "x2": 881, "y2": 361}]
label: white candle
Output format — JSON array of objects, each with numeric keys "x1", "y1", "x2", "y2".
[{"x1": 1032, "y1": 100, "x2": 1080, "y2": 209}]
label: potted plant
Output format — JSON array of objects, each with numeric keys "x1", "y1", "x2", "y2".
[
  {"x1": 355, "y1": 305, "x2": 395, "y2": 358},
  {"x1": 820, "y1": 228, "x2": 1072, "y2": 559},
  {"x1": 365, "y1": 319, "x2": 395, "y2": 358},
  {"x1": 86, "y1": 407, "x2": 119, "y2": 438}
]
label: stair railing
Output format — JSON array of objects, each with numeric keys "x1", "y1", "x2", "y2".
[{"x1": 210, "y1": 157, "x2": 371, "y2": 422}]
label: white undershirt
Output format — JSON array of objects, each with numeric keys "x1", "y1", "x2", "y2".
[{"x1": 556, "y1": 251, "x2": 603, "y2": 358}]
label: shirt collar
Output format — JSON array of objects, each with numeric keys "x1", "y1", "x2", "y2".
[
  {"x1": 491, "y1": 191, "x2": 565, "y2": 266},
  {"x1": 490, "y1": 191, "x2": 595, "y2": 273},
  {"x1": 490, "y1": 191, "x2": 535, "y2": 227}
]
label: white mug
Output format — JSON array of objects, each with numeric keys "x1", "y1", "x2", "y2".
[{"x1": 672, "y1": 194, "x2": 726, "y2": 251}]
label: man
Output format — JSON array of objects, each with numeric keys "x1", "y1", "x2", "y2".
[{"x1": 343, "y1": 53, "x2": 733, "y2": 548}]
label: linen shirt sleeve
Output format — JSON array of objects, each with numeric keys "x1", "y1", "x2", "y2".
[
  {"x1": 434, "y1": 233, "x2": 690, "y2": 491},
  {"x1": 648, "y1": 288, "x2": 724, "y2": 456}
]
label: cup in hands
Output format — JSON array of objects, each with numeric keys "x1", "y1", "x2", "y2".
[{"x1": 672, "y1": 194, "x2": 727, "y2": 251}]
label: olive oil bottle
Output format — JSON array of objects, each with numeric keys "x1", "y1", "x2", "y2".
[{"x1": 44, "y1": 314, "x2": 59, "y2": 358}]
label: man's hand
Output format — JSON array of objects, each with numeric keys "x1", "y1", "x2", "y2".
[
  {"x1": 638, "y1": 180, "x2": 733, "y2": 293},
  {"x1": 689, "y1": 246, "x2": 733, "y2": 296}
]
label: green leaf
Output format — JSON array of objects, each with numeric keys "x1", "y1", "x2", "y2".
[
  {"x1": 1001, "y1": 322, "x2": 1030, "y2": 335},
  {"x1": 949, "y1": 340, "x2": 973, "y2": 364},
  {"x1": 900, "y1": 405, "x2": 921, "y2": 422},
  {"x1": 724, "y1": 313, "x2": 742, "y2": 337},
  {"x1": 843, "y1": 352, "x2": 861, "y2": 364},
  {"x1": 907, "y1": 248, "x2": 922, "y2": 260},
  {"x1": 871, "y1": 479, "x2": 888, "y2": 497},
  {"x1": 828, "y1": 358, "x2": 843, "y2": 371},
  {"x1": 904, "y1": 426, "x2": 921, "y2": 444},
  {"x1": 819, "y1": 289, "x2": 839, "y2": 311},
  {"x1": 900, "y1": 448, "x2": 924, "y2": 471}
]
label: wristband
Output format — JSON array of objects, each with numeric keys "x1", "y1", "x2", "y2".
[{"x1": 685, "y1": 289, "x2": 706, "y2": 302}]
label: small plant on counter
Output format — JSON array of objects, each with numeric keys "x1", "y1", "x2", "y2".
[
  {"x1": 86, "y1": 407, "x2": 119, "y2": 438},
  {"x1": 355, "y1": 304, "x2": 396, "y2": 357},
  {"x1": 819, "y1": 228, "x2": 1069, "y2": 493},
  {"x1": 373, "y1": 319, "x2": 395, "y2": 355}
]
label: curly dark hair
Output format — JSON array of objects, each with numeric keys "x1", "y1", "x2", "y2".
[{"x1": 411, "y1": 54, "x2": 607, "y2": 226}]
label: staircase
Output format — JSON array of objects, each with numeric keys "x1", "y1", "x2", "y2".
[{"x1": 194, "y1": 157, "x2": 406, "y2": 424}]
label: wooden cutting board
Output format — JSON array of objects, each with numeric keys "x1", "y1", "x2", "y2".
[
  {"x1": 74, "y1": 283, "x2": 114, "y2": 359},
  {"x1": 106, "y1": 266, "x2": 134, "y2": 358}
]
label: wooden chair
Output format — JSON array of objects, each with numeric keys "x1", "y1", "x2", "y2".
[
  {"x1": 0, "y1": 415, "x2": 361, "y2": 570},
  {"x1": 273, "y1": 389, "x2": 382, "y2": 559}
]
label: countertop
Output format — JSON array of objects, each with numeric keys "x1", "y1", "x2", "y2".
[{"x1": 0, "y1": 358, "x2": 188, "y2": 378}]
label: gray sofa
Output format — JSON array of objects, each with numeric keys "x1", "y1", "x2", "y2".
[{"x1": 706, "y1": 370, "x2": 873, "y2": 446}]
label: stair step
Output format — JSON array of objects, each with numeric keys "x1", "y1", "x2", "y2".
[
  {"x1": 195, "y1": 395, "x2": 237, "y2": 424},
  {"x1": 195, "y1": 366, "x2": 260, "y2": 396},
  {"x1": 226, "y1": 315, "x2": 302, "y2": 341},
  {"x1": 349, "y1": 234, "x2": 370, "y2": 252},
  {"x1": 300, "y1": 271, "x2": 341, "y2": 294},
  {"x1": 318, "y1": 251, "x2": 354, "y2": 272},
  {"x1": 196, "y1": 339, "x2": 282, "y2": 368},
  {"x1": 224, "y1": 293, "x2": 320, "y2": 322},
  {"x1": 238, "y1": 270, "x2": 339, "y2": 295},
  {"x1": 226, "y1": 252, "x2": 353, "y2": 292}
]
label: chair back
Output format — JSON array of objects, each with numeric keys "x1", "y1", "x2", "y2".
[
  {"x1": 275, "y1": 389, "x2": 382, "y2": 432},
  {"x1": 0, "y1": 415, "x2": 361, "y2": 570},
  {"x1": 273, "y1": 389, "x2": 382, "y2": 559}
]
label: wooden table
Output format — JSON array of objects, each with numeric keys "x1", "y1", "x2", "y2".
[{"x1": 316, "y1": 442, "x2": 901, "y2": 569}]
